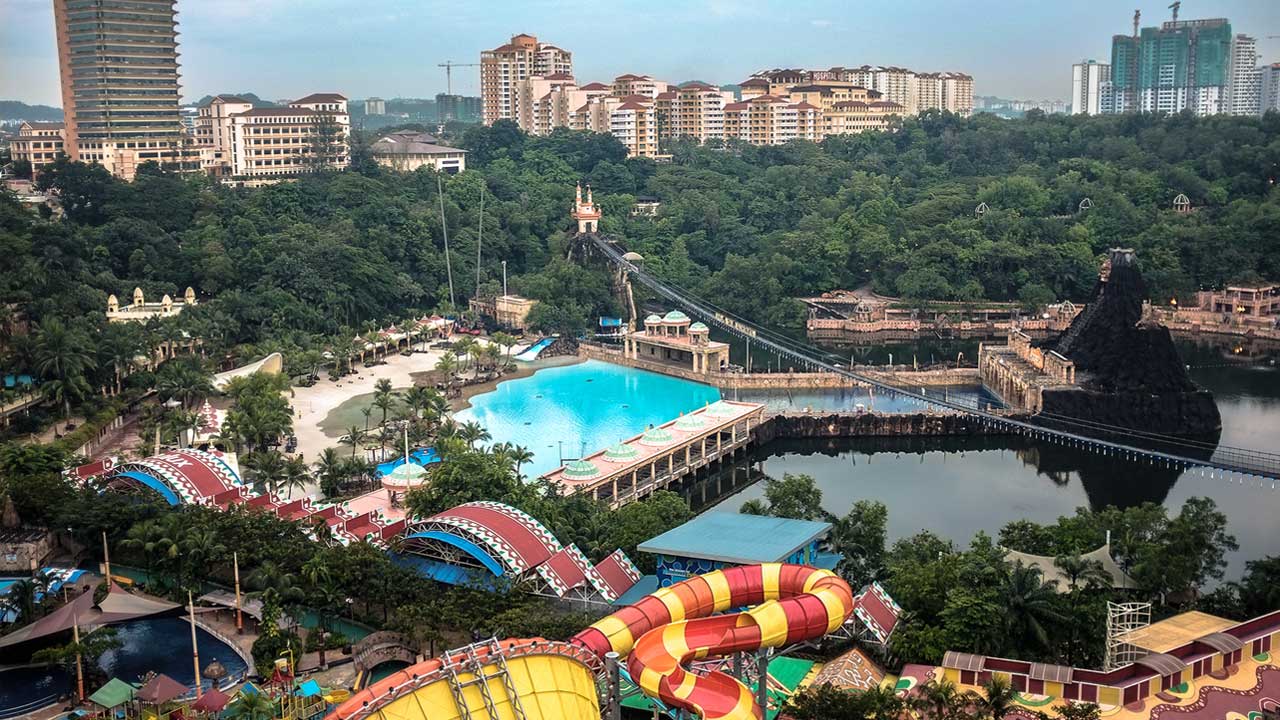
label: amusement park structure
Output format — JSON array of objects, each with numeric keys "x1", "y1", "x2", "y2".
[{"x1": 329, "y1": 563, "x2": 860, "y2": 720}]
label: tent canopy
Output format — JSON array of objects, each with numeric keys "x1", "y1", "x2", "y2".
[
  {"x1": 137, "y1": 674, "x2": 188, "y2": 705},
  {"x1": 0, "y1": 582, "x2": 182, "y2": 649},
  {"x1": 88, "y1": 678, "x2": 138, "y2": 708}
]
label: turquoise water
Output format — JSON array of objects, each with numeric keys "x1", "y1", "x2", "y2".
[{"x1": 455, "y1": 360, "x2": 721, "y2": 478}]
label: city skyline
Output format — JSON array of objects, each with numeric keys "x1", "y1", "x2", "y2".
[{"x1": 3, "y1": 0, "x2": 1277, "y2": 108}]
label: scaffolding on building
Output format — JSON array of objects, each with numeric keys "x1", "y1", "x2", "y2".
[{"x1": 1105, "y1": 601, "x2": 1152, "y2": 671}]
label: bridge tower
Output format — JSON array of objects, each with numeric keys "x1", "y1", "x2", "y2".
[{"x1": 572, "y1": 183, "x2": 601, "y2": 234}]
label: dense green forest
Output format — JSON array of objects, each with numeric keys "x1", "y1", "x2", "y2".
[{"x1": 3, "y1": 111, "x2": 1279, "y2": 426}]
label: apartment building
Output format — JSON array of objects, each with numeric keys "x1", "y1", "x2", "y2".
[
  {"x1": 1227, "y1": 35, "x2": 1261, "y2": 116},
  {"x1": 514, "y1": 72, "x2": 577, "y2": 132},
  {"x1": 939, "y1": 72, "x2": 976, "y2": 116},
  {"x1": 721, "y1": 95, "x2": 820, "y2": 145},
  {"x1": 1260, "y1": 64, "x2": 1280, "y2": 116},
  {"x1": 1109, "y1": 18, "x2": 1235, "y2": 115},
  {"x1": 612, "y1": 74, "x2": 670, "y2": 99},
  {"x1": 9, "y1": 122, "x2": 66, "y2": 176},
  {"x1": 658, "y1": 83, "x2": 735, "y2": 142},
  {"x1": 748, "y1": 66, "x2": 974, "y2": 116},
  {"x1": 480, "y1": 34, "x2": 572, "y2": 125},
  {"x1": 824, "y1": 100, "x2": 907, "y2": 135},
  {"x1": 1071, "y1": 60, "x2": 1112, "y2": 115},
  {"x1": 52, "y1": 0, "x2": 197, "y2": 179},
  {"x1": 195, "y1": 94, "x2": 350, "y2": 184}
]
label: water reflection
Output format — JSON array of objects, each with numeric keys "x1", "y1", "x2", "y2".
[{"x1": 685, "y1": 336, "x2": 1280, "y2": 578}]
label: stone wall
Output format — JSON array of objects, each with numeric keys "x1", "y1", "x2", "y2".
[
  {"x1": 756, "y1": 412, "x2": 1013, "y2": 444},
  {"x1": 578, "y1": 343, "x2": 980, "y2": 389}
]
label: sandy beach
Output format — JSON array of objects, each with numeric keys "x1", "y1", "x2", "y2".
[{"x1": 289, "y1": 346, "x2": 451, "y2": 461}]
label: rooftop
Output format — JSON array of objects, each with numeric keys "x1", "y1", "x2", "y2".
[
  {"x1": 637, "y1": 512, "x2": 831, "y2": 565},
  {"x1": 292, "y1": 92, "x2": 348, "y2": 104},
  {"x1": 1117, "y1": 610, "x2": 1237, "y2": 653}
]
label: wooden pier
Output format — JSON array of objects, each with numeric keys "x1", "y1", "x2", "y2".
[{"x1": 542, "y1": 400, "x2": 766, "y2": 509}]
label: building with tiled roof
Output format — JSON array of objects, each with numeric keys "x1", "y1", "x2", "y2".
[
  {"x1": 9, "y1": 121, "x2": 66, "y2": 177},
  {"x1": 194, "y1": 93, "x2": 350, "y2": 185},
  {"x1": 481, "y1": 34, "x2": 573, "y2": 125},
  {"x1": 371, "y1": 132, "x2": 467, "y2": 174}
]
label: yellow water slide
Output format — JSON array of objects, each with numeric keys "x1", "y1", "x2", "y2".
[{"x1": 327, "y1": 639, "x2": 600, "y2": 720}]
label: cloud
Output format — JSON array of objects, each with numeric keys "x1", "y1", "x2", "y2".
[{"x1": 811, "y1": 19, "x2": 833, "y2": 27}]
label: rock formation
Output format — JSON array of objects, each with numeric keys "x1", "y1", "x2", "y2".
[{"x1": 1036, "y1": 248, "x2": 1221, "y2": 438}]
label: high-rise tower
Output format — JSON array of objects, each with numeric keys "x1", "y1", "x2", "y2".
[
  {"x1": 52, "y1": 0, "x2": 193, "y2": 179},
  {"x1": 480, "y1": 34, "x2": 572, "y2": 126}
]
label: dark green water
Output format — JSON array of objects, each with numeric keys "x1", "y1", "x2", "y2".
[{"x1": 696, "y1": 337, "x2": 1280, "y2": 579}]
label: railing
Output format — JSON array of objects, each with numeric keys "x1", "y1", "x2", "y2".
[
  {"x1": 0, "y1": 693, "x2": 61, "y2": 720},
  {"x1": 586, "y1": 233, "x2": 1280, "y2": 481}
]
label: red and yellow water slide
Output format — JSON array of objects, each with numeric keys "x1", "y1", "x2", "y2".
[
  {"x1": 571, "y1": 563, "x2": 855, "y2": 720},
  {"x1": 326, "y1": 564, "x2": 852, "y2": 720}
]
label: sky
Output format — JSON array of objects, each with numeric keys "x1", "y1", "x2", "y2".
[{"x1": 3, "y1": 0, "x2": 1278, "y2": 107}]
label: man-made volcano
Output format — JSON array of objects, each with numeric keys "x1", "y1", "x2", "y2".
[{"x1": 1037, "y1": 248, "x2": 1221, "y2": 438}]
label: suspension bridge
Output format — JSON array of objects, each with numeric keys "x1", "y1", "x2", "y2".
[{"x1": 581, "y1": 233, "x2": 1280, "y2": 484}]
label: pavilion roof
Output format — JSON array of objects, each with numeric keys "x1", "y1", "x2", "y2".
[
  {"x1": 88, "y1": 678, "x2": 138, "y2": 708},
  {"x1": 137, "y1": 674, "x2": 187, "y2": 704},
  {"x1": 191, "y1": 687, "x2": 230, "y2": 713}
]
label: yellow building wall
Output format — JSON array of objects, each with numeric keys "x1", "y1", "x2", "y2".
[
  {"x1": 942, "y1": 668, "x2": 960, "y2": 684},
  {"x1": 1097, "y1": 687, "x2": 1121, "y2": 706},
  {"x1": 1044, "y1": 681, "x2": 1063, "y2": 697}
]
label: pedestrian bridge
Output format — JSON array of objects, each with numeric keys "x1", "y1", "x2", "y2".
[{"x1": 582, "y1": 232, "x2": 1280, "y2": 483}]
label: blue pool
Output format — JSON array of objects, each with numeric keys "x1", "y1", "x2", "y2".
[
  {"x1": 455, "y1": 359, "x2": 721, "y2": 478},
  {"x1": 0, "y1": 618, "x2": 248, "y2": 717},
  {"x1": 376, "y1": 448, "x2": 440, "y2": 477}
]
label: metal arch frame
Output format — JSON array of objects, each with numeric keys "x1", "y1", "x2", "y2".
[
  {"x1": 399, "y1": 524, "x2": 510, "y2": 576},
  {"x1": 581, "y1": 232, "x2": 1280, "y2": 481}
]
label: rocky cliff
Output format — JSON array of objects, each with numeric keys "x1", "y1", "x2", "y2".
[{"x1": 1036, "y1": 249, "x2": 1221, "y2": 437}]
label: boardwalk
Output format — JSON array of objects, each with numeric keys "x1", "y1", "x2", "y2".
[{"x1": 543, "y1": 400, "x2": 766, "y2": 508}]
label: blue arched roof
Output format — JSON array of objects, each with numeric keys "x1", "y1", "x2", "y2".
[
  {"x1": 402, "y1": 530, "x2": 505, "y2": 577},
  {"x1": 116, "y1": 470, "x2": 181, "y2": 506}
]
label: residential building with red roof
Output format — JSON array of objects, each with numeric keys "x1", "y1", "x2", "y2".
[{"x1": 481, "y1": 34, "x2": 573, "y2": 125}]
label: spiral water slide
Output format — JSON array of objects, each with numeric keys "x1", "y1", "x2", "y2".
[{"x1": 570, "y1": 563, "x2": 855, "y2": 720}]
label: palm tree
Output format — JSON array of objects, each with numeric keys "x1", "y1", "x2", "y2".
[
  {"x1": 282, "y1": 456, "x2": 311, "y2": 499},
  {"x1": 1054, "y1": 554, "x2": 1111, "y2": 592},
  {"x1": 372, "y1": 391, "x2": 397, "y2": 428},
  {"x1": 507, "y1": 445, "x2": 534, "y2": 482},
  {"x1": 360, "y1": 406, "x2": 373, "y2": 432},
  {"x1": 182, "y1": 529, "x2": 228, "y2": 590},
  {"x1": 229, "y1": 689, "x2": 274, "y2": 720},
  {"x1": 1003, "y1": 562, "x2": 1068, "y2": 653},
  {"x1": 314, "y1": 448, "x2": 347, "y2": 498},
  {"x1": 98, "y1": 323, "x2": 143, "y2": 395},
  {"x1": 978, "y1": 675, "x2": 1018, "y2": 720},
  {"x1": 34, "y1": 318, "x2": 96, "y2": 423},
  {"x1": 434, "y1": 353, "x2": 458, "y2": 381},
  {"x1": 457, "y1": 420, "x2": 490, "y2": 449},
  {"x1": 491, "y1": 331, "x2": 517, "y2": 368},
  {"x1": 918, "y1": 679, "x2": 969, "y2": 720},
  {"x1": 155, "y1": 359, "x2": 214, "y2": 409},
  {"x1": 340, "y1": 425, "x2": 364, "y2": 458},
  {"x1": 245, "y1": 450, "x2": 288, "y2": 495}
]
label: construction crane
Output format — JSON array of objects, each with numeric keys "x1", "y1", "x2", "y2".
[
  {"x1": 1168, "y1": 1, "x2": 1180, "y2": 23},
  {"x1": 437, "y1": 61, "x2": 480, "y2": 96},
  {"x1": 1133, "y1": 9, "x2": 1141, "y2": 37}
]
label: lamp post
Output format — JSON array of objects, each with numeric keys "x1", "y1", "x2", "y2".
[{"x1": 501, "y1": 260, "x2": 507, "y2": 298}]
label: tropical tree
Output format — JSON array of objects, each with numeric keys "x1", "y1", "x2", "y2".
[
  {"x1": 314, "y1": 447, "x2": 348, "y2": 498},
  {"x1": 244, "y1": 451, "x2": 288, "y2": 495},
  {"x1": 1054, "y1": 554, "x2": 1111, "y2": 593},
  {"x1": 1002, "y1": 562, "x2": 1067, "y2": 652},
  {"x1": 978, "y1": 675, "x2": 1018, "y2": 720},
  {"x1": 155, "y1": 357, "x2": 214, "y2": 409},
  {"x1": 282, "y1": 456, "x2": 312, "y2": 499},
  {"x1": 34, "y1": 318, "x2": 96, "y2": 422},
  {"x1": 457, "y1": 420, "x2": 490, "y2": 449},
  {"x1": 228, "y1": 689, "x2": 275, "y2": 720},
  {"x1": 506, "y1": 445, "x2": 534, "y2": 482},
  {"x1": 434, "y1": 353, "x2": 459, "y2": 381}
]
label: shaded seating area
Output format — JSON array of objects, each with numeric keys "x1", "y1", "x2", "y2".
[
  {"x1": 87, "y1": 678, "x2": 137, "y2": 719},
  {"x1": 136, "y1": 674, "x2": 189, "y2": 720}
]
